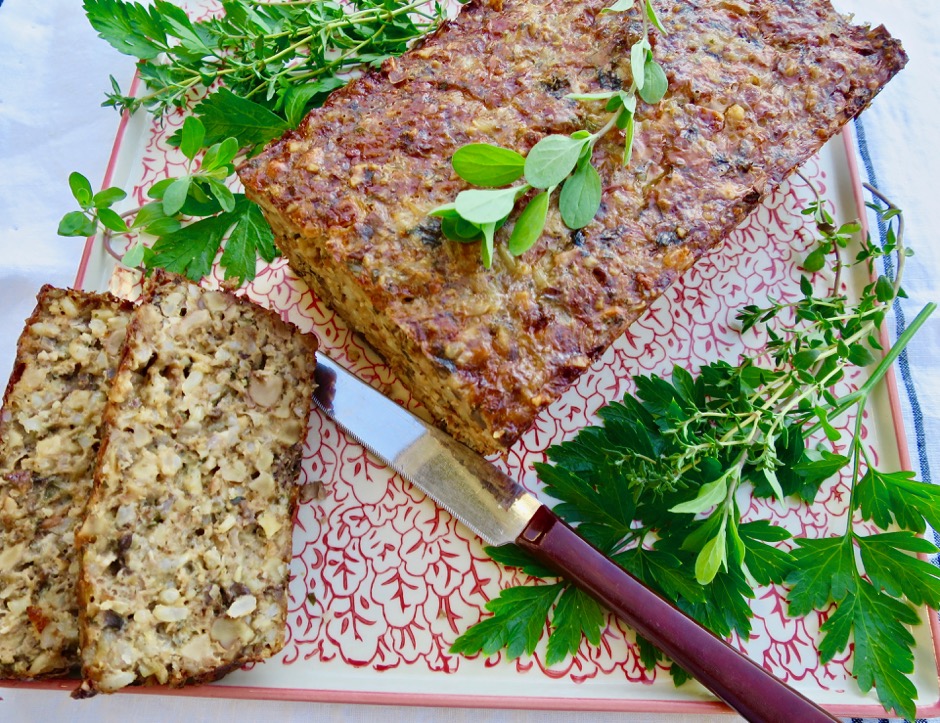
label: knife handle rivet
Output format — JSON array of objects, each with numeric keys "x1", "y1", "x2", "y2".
[{"x1": 520, "y1": 526, "x2": 545, "y2": 543}]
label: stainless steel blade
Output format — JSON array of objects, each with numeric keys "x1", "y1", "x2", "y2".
[{"x1": 311, "y1": 352, "x2": 542, "y2": 546}]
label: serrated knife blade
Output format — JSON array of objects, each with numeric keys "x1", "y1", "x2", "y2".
[{"x1": 310, "y1": 350, "x2": 838, "y2": 723}]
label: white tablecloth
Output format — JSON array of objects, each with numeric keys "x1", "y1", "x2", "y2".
[{"x1": 1, "y1": 1, "x2": 938, "y2": 721}]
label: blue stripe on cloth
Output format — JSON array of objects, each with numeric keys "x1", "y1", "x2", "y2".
[
  {"x1": 854, "y1": 116, "x2": 933, "y2": 490},
  {"x1": 851, "y1": 117, "x2": 937, "y2": 723}
]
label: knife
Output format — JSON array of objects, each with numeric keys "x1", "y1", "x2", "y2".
[{"x1": 311, "y1": 352, "x2": 840, "y2": 723}]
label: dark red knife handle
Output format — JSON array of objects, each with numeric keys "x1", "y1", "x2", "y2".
[{"x1": 516, "y1": 506, "x2": 838, "y2": 723}]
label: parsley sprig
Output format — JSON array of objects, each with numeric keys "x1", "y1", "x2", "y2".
[
  {"x1": 453, "y1": 188, "x2": 938, "y2": 719},
  {"x1": 430, "y1": 0, "x2": 667, "y2": 267}
]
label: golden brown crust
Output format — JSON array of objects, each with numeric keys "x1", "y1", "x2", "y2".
[
  {"x1": 239, "y1": 0, "x2": 906, "y2": 453},
  {"x1": 73, "y1": 271, "x2": 317, "y2": 697},
  {"x1": 0, "y1": 286, "x2": 131, "y2": 679}
]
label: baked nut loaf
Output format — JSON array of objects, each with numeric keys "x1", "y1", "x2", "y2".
[
  {"x1": 74, "y1": 272, "x2": 318, "y2": 697},
  {"x1": 239, "y1": 0, "x2": 906, "y2": 454},
  {"x1": 0, "y1": 287, "x2": 130, "y2": 679}
]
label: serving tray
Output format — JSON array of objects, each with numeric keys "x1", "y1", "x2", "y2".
[{"x1": 12, "y1": 1, "x2": 940, "y2": 716}]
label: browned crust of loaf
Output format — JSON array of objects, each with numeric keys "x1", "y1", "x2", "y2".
[
  {"x1": 0, "y1": 286, "x2": 132, "y2": 681},
  {"x1": 73, "y1": 271, "x2": 316, "y2": 698},
  {"x1": 239, "y1": 0, "x2": 907, "y2": 453}
]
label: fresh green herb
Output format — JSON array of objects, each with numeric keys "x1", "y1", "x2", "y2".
[
  {"x1": 62, "y1": 0, "x2": 445, "y2": 285},
  {"x1": 85, "y1": 0, "x2": 444, "y2": 126},
  {"x1": 453, "y1": 188, "x2": 937, "y2": 719},
  {"x1": 59, "y1": 118, "x2": 276, "y2": 284},
  {"x1": 431, "y1": 0, "x2": 667, "y2": 267}
]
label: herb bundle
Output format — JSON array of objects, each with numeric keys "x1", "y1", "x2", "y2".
[
  {"x1": 452, "y1": 188, "x2": 937, "y2": 720},
  {"x1": 59, "y1": 0, "x2": 446, "y2": 283},
  {"x1": 86, "y1": 0, "x2": 444, "y2": 127},
  {"x1": 430, "y1": 0, "x2": 667, "y2": 266}
]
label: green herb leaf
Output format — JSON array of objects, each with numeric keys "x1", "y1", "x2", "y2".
[
  {"x1": 121, "y1": 242, "x2": 146, "y2": 268},
  {"x1": 201, "y1": 137, "x2": 241, "y2": 173},
  {"x1": 454, "y1": 187, "x2": 521, "y2": 225},
  {"x1": 545, "y1": 587, "x2": 605, "y2": 665},
  {"x1": 480, "y1": 222, "x2": 497, "y2": 269},
  {"x1": 803, "y1": 247, "x2": 827, "y2": 272},
  {"x1": 68, "y1": 172, "x2": 94, "y2": 208},
  {"x1": 218, "y1": 198, "x2": 279, "y2": 281},
  {"x1": 284, "y1": 77, "x2": 347, "y2": 127},
  {"x1": 694, "y1": 526, "x2": 727, "y2": 584},
  {"x1": 622, "y1": 112, "x2": 636, "y2": 165},
  {"x1": 204, "y1": 177, "x2": 237, "y2": 213},
  {"x1": 97, "y1": 207, "x2": 129, "y2": 233},
  {"x1": 161, "y1": 176, "x2": 192, "y2": 216},
  {"x1": 787, "y1": 537, "x2": 855, "y2": 617},
  {"x1": 450, "y1": 584, "x2": 562, "y2": 659},
  {"x1": 645, "y1": 0, "x2": 667, "y2": 34},
  {"x1": 508, "y1": 191, "x2": 550, "y2": 256},
  {"x1": 92, "y1": 187, "x2": 127, "y2": 208},
  {"x1": 856, "y1": 468, "x2": 940, "y2": 533},
  {"x1": 857, "y1": 531, "x2": 940, "y2": 607},
  {"x1": 83, "y1": 0, "x2": 169, "y2": 59},
  {"x1": 180, "y1": 116, "x2": 206, "y2": 161},
  {"x1": 441, "y1": 216, "x2": 484, "y2": 242},
  {"x1": 149, "y1": 213, "x2": 231, "y2": 281},
  {"x1": 639, "y1": 59, "x2": 668, "y2": 104},
  {"x1": 191, "y1": 88, "x2": 290, "y2": 148},
  {"x1": 559, "y1": 161, "x2": 602, "y2": 229},
  {"x1": 524, "y1": 135, "x2": 589, "y2": 189},
  {"x1": 601, "y1": 0, "x2": 635, "y2": 14},
  {"x1": 669, "y1": 475, "x2": 727, "y2": 515},
  {"x1": 738, "y1": 521, "x2": 794, "y2": 586},
  {"x1": 817, "y1": 581, "x2": 920, "y2": 720},
  {"x1": 631, "y1": 39, "x2": 650, "y2": 92},
  {"x1": 452, "y1": 144, "x2": 526, "y2": 187},
  {"x1": 57, "y1": 211, "x2": 97, "y2": 238}
]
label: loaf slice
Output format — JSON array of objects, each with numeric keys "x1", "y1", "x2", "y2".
[
  {"x1": 239, "y1": 0, "x2": 906, "y2": 454},
  {"x1": 0, "y1": 287, "x2": 131, "y2": 679},
  {"x1": 74, "y1": 272, "x2": 318, "y2": 697}
]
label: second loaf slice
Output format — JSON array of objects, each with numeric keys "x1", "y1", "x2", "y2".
[{"x1": 74, "y1": 272, "x2": 318, "y2": 697}]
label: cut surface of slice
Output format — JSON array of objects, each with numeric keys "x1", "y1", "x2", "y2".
[
  {"x1": 74, "y1": 272, "x2": 318, "y2": 696},
  {"x1": 0, "y1": 287, "x2": 131, "y2": 679}
]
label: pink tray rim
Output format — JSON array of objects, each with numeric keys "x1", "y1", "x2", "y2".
[{"x1": 56, "y1": 101, "x2": 940, "y2": 716}]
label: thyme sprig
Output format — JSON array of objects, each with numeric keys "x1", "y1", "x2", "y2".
[{"x1": 86, "y1": 0, "x2": 445, "y2": 125}]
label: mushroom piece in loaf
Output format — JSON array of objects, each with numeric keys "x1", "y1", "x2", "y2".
[
  {"x1": 239, "y1": 0, "x2": 907, "y2": 454},
  {"x1": 74, "y1": 272, "x2": 318, "y2": 697},
  {"x1": 0, "y1": 287, "x2": 131, "y2": 679}
]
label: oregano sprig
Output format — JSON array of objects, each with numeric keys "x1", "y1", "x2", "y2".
[
  {"x1": 430, "y1": 0, "x2": 667, "y2": 267},
  {"x1": 59, "y1": 117, "x2": 276, "y2": 284},
  {"x1": 453, "y1": 188, "x2": 937, "y2": 719}
]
